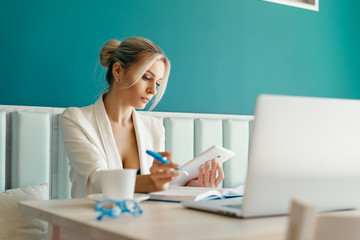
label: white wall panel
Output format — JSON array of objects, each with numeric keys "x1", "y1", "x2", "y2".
[
  {"x1": 223, "y1": 119, "x2": 250, "y2": 187},
  {"x1": 194, "y1": 119, "x2": 223, "y2": 156},
  {"x1": 11, "y1": 111, "x2": 50, "y2": 190},
  {"x1": 164, "y1": 118, "x2": 194, "y2": 166}
]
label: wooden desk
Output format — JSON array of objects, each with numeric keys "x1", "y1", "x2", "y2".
[{"x1": 19, "y1": 198, "x2": 288, "y2": 240}]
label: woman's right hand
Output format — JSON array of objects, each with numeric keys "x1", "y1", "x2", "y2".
[{"x1": 149, "y1": 152, "x2": 182, "y2": 191}]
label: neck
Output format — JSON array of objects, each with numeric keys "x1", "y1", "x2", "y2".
[{"x1": 103, "y1": 90, "x2": 134, "y2": 125}]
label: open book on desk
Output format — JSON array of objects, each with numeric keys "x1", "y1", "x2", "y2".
[{"x1": 148, "y1": 185, "x2": 244, "y2": 202}]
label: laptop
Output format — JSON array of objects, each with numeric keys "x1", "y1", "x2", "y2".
[{"x1": 182, "y1": 94, "x2": 360, "y2": 218}]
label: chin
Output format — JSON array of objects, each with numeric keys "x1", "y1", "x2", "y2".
[{"x1": 135, "y1": 104, "x2": 146, "y2": 110}]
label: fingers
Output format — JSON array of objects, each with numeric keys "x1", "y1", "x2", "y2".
[
  {"x1": 210, "y1": 159, "x2": 217, "y2": 187},
  {"x1": 157, "y1": 152, "x2": 172, "y2": 157},
  {"x1": 197, "y1": 159, "x2": 224, "y2": 188},
  {"x1": 215, "y1": 162, "x2": 224, "y2": 187},
  {"x1": 151, "y1": 168, "x2": 182, "y2": 177},
  {"x1": 198, "y1": 164, "x2": 204, "y2": 186},
  {"x1": 150, "y1": 168, "x2": 182, "y2": 190},
  {"x1": 157, "y1": 162, "x2": 180, "y2": 169},
  {"x1": 152, "y1": 174, "x2": 180, "y2": 184},
  {"x1": 150, "y1": 161, "x2": 180, "y2": 173},
  {"x1": 151, "y1": 160, "x2": 178, "y2": 168},
  {"x1": 203, "y1": 160, "x2": 211, "y2": 187},
  {"x1": 157, "y1": 152, "x2": 172, "y2": 162},
  {"x1": 150, "y1": 152, "x2": 179, "y2": 172},
  {"x1": 150, "y1": 166, "x2": 181, "y2": 180}
]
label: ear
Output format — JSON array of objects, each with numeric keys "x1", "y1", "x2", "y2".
[{"x1": 112, "y1": 62, "x2": 123, "y2": 82}]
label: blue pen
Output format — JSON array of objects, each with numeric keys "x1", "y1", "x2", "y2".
[{"x1": 146, "y1": 150, "x2": 189, "y2": 176}]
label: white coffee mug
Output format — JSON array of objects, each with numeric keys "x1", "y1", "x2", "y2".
[{"x1": 101, "y1": 169, "x2": 137, "y2": 200}]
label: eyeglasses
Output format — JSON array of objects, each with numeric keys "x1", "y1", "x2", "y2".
[{"x1": 94, "y1": 199, "x2": 143, "y2": 220}]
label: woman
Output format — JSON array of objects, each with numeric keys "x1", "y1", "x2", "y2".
[{"x1": 61, "y1": 37, "x2": 224, "y2": 198}]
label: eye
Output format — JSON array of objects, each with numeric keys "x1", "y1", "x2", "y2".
[
  {"x1": 156, "y1": 82, "x2": 161, "y2": 87},
  {"x1": 142, "y1": 75, "x2": 150, "y2": 81}
]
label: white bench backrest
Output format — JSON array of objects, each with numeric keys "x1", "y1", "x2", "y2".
[{"x1": 0, "y1": 105, "x2": 253, "y2": 199}]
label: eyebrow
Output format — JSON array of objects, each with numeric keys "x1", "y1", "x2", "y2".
[{"x1": 146, "y1": 70, "x2": 163, "y2": 81}]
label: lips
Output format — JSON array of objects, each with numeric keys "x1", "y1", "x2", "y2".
[{"x1": 141, "y1": 97, "x2": 151, "y2": 103}]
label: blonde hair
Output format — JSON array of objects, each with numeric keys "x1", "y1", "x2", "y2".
[{"x1": 99, "y1": 37, "x2": 171, "y2": 110}]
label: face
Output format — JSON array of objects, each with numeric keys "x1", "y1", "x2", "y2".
[{"x1": 119, "y1": 60, "x2": 165, "y2": 109}]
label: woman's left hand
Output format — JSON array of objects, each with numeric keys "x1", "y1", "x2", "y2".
[{"x1": 185, "y1": 158, "x2": 224, "y2": 187}]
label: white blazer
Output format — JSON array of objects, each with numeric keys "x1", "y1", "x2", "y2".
[{"x1": 60, "y1": 94, "x2": 165, "y2": 198}]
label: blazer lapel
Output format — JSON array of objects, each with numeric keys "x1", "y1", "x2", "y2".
[
  {"x1": 132, "y1": 110, "x2": 151, "y2": 174},
  {"x1": 94, "y1": 94, "x2": 123, "y2": 169}
]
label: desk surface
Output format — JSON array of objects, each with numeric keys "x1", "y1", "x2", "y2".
[{"x1": 19, "y1": 198, "x2": 288, "y2": 240}]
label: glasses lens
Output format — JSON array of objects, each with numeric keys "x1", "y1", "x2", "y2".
[
  {"x1": 123, "y1": 200, "x2": 143, "y2": 216},
  {"x1": 124, "y1": 200, "x2": 137, "y2": 211},
  {"x1": 95, "y1": 200, "x2": 122, "y2": 219},
  {"x1": 110, "y1": 206, "x2": 122, "y2": 217}
]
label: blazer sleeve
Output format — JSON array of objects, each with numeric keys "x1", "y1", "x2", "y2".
[{"x1": 60, "y1": 108, "x2": 106, "y2": 197}]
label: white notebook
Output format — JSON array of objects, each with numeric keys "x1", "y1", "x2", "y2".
[{"x1": 149, "y1": 186, "x2": 244, "y2": 202}]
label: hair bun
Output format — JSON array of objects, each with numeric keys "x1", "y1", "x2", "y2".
[{"x1": 99, "y1": 39, "x2": 121, "y2": 68}]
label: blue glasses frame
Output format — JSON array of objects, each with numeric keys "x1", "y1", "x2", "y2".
[{"x1": 94, "y1": 199, "x2": 143, "y2": 220}]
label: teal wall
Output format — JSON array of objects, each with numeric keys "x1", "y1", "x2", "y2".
[{"x1": 1, "y1": 0, "x2": 360, "y2": 115}]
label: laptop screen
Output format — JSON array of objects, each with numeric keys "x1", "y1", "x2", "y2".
[{"x1": 242, "y1": 95, "x2": 360, "y2": 217}]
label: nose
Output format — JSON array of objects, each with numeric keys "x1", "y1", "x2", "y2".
[{"x1": 147, "y1": 82, "x2": 157, "y2": 95}]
